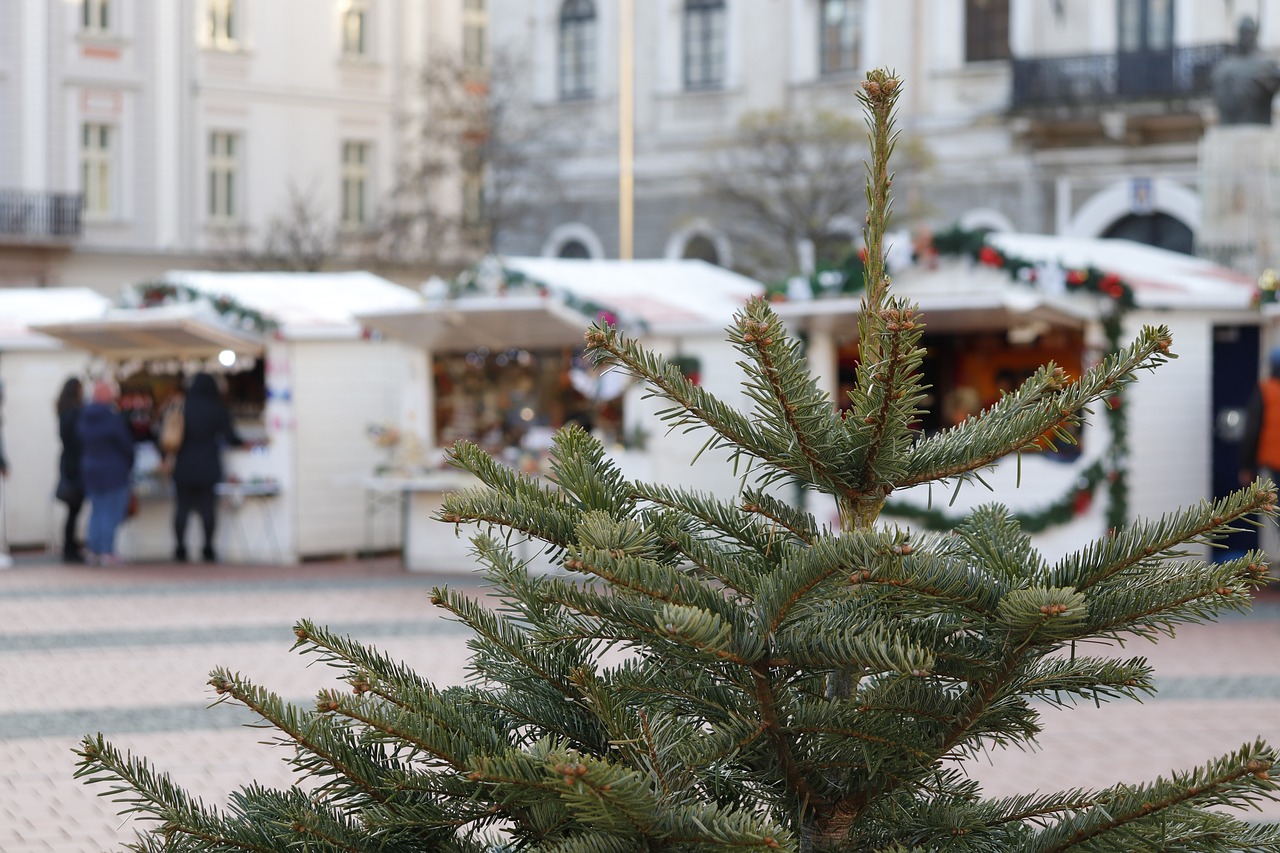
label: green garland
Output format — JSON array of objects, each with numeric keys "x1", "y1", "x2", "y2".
[
  {"x1": 773, "y1": 225, "x2": 1133, "y2": 533},
  {"x1": 131, "y1": 281, "x2": 279, "y2": 333},
  {"x1": 452, "y1": 262, "x2": 649, "y2": 334},
  {"x1": 883, "y1": 459, "x2": 1108, "y2": 534}
]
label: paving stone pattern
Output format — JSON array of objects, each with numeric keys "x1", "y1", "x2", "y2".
[{"x1": 1, "y1": 557, "x2": 1278, "y2": 851}]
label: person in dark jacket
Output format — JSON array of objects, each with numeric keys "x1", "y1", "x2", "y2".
[
  {"x1": 56, "y1": 377, "x2": 86, "y2": 563},
  {"x1": 78, "y1": 380, "x2": 135, "y2": 565},
  {"x1": 172, "y1": 372, "x2": 243, "y2": 562}
]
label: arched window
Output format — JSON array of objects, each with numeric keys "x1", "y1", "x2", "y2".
[
  {"x1": 819, "y1": 0, "x2": 859, "y2": 76},
  {"x1": 557, "y1": 239, "x2": 592, "y2": 258},
  {"x1": 683, "y1": 0, "x2": 726, "y2": 91},
  {"x1": 558, "y1": 0, "x2": 596, "y2": 101},
  {"x1": 681, "y1": 234, "x2": 721, "y2": 265},
  {"x1": 1101, "y1": 212, "x2": 1193, "y2": 255}
]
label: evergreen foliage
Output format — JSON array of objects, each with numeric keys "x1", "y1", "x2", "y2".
[{"x1": 76, "y1": 69, "x2": 1280, "y2": 851}]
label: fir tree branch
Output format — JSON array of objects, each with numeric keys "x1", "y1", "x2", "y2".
[
  {"x1": 856, "y1": 69, "x2": 902, "y2": 359},
  {"x1": 750, "y1": 665, "x2": 828, "y2": 811},
  {"x1": 430, "y1": 585, "x2": 577, "y2": 696},
  {"x1": 1030, "y1": 741, "x2": 1279, "y2": 853},
  {"x1": 732, "y1": 299, "x2": 841, "y2": 491},
  {"x1": 207, "y1": 670, "x2": 391, "y2": 804},
  {"x1": 585, "y1": 324, "x2": 776, "y2": 458},
  {"x1": 1048, "y1": 480, "x2": 1278, "y2": 592},
  {"x1": 741, "y1": 488, "x2": 820, "y2": 546},
  {"x1": 844, "y1": 301, "x2": 928, "y2": 524},
  {"x1": 634, "y1": 482, "x2": 778, "y2": 556},
  {"x1": 1081, "y1": 551, "x2": 1270, "y2": 641},
  {"x1": 547, "y1": 424, "x2": 637, "y2": 518},
  {"x1": 74, "y1": 735, "x2": 275, "y2": 853},
  {"x1": 901, "y1": 326, "x2": 1174, "y2": 487}
]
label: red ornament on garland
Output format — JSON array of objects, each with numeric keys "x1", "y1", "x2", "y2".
[
  {"x1": 978, "y1": 246, "x2": 1004, "y2": 268},
  {"x1": 1072, "y1": 487, "x2": 1093, "y2": 515},
  {"x1": 1066, "y1": 270, "x2": 1088, "y2": 286}
]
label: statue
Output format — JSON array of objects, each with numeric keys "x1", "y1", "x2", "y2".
[{"x1": 1212, "y1": 16, "x2": 1280, "y2": 125}]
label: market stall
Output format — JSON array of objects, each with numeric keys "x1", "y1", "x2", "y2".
[
  {"x1": 777, "y1": 232, "x2": 1260, "y2": 561},
  {"x1": 34, "y1": 270, "x2": 428, "y2": 564},
  {"x1": 356, "y1": 257, "x2": 765, "y2": 574},
  {"x1": 0, "y1": 288, "x2": 112, "y2": 551}
]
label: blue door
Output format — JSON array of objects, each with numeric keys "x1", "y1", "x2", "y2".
[{"x1": 1211, "y1": 324, "x2": 1260, "y2": 562}]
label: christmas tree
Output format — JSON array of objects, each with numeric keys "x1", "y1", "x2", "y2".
[{"x1": 77, "y1": 70, "x2": 1280, "y2": 851}]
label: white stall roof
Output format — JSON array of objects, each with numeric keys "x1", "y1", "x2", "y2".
[
  {"x1": 989, "y1": 234, "x2": 1257, "y2": 310},
  {"x1": 501, "y1": 257, "x2": 764, "y2": 333},
  {"x1": 358, "y1": 258, "x2": 766, "y2": 352},
  {"x1": 0, "y1": 288, "x2": 112, "y2": 350},
  {"x1": 33, "y1": 303, "x2": 264, "y2": 360},
  {"x1": 775, "y1": 257, "x2": 1094, "y2": 337},
  {"x1": 163, "y1": 270, "x2": 422, "y2": 338},
  {"x1": 777, "y1": 234, "x2": 1257, "y2": 337}
]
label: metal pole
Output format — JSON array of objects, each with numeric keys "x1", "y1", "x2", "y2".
[{"x1": 618, "y1": 0, "x2": 635, "y2": 260}]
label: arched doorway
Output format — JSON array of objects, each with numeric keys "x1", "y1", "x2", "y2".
[{"x1": 1101, "y1": 212, "x2": 1194, "y2": 255}]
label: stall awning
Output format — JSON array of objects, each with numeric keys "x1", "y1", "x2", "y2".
[
  {"x1": 32, "y1": 307, "x2": 264, "y2": 360},
  {"x1": 775, "y1": 291, "x2": 1091, "y2": 338},
  {"x1": 359, "y1": 296, "x2": 593, "y2": 352}
]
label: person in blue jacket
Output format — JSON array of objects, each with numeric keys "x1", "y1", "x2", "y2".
[
  {"x1": 171, "y1": 372, "x2": 242, "y2": 562},
  {"x1": 78, "y1": 380, "x2": 135, "y2": 565}
]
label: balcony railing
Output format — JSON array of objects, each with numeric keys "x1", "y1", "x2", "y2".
[
  {"x1": 1011, "y1": 44, "x2": 1230, "y2": 110},
  {"x1": 0, "y1": 190, "x2": 83, "y2": 241}
]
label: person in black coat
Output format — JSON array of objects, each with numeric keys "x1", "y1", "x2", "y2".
[
  {"x1": 172, "y1": 372, "x2": 243, "y2": 562},
  {"x1": 55, "y1": 377, "x2": 85, "y2": 563}
]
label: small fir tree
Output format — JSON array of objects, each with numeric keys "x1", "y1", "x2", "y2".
[{"x1": 77, "y1": 70, "x2": 1280, "y2": 852}]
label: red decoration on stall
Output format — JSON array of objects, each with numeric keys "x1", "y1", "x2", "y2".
[
  {"x1": 978, "y1": 246, "x2": 1005, "y2": 268},
  {"x1": 1073, "y1": 488, "x2": 1093, "y2": 515},
  {"x1": 1066, "y1": 270, "x2": 1088, "y2": 286}
]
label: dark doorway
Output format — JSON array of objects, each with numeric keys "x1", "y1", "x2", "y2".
[
  {"x1": 1101, "y1": 212, "x2": 1194, "y2": 255},
  {"x1": 1211, "y1": 324, "x2": 1260, "y2": 562}
]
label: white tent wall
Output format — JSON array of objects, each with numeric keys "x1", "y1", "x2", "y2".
[
  {"x1": 621, "y1": 334, "x2": 758, "y2": 498},
  {"x1": 291, "y1": 338, "x2": 428, "y2": 558},
  {"x1": 1122, "y1": 311, "x2": 1215, "y2": 559},
  {"x1": 0, "y1": 349, "x2": 92, "y2": 548}
]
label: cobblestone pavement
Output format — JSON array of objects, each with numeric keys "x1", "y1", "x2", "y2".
[{"x1": 1, "y1": 555, "x2": 1278, "y2": 850}]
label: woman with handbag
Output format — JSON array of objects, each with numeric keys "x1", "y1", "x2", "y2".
[
  {"x1": 55, "y1": 377, "x2": 85, "y2": 563},
  {"x1": 78, "y1": 379, "x2": 135, "y2": 566}
]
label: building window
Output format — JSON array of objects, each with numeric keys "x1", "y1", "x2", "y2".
[
  {"x1": 341, "y1": 141, "x2": 372, "y2": 227},
  {"x1": 682, "y1": 234, "x2": 721, "y2": 265},
  {"x1": 819, "y1": 0, "x2": 859, "y2": 76},
  {"x1": 82, "y1": 0, "x2": 110, "y2": 33},
  {"x1": 964, "y1": 0, "x2": 1010, "y2": 62},
  {"x1": 1117, "y1": 0, "x2": 1173, "y2": 52},
  {"x1": 463, "y1": 0, "x2": 486, "y2": 72},
  {"x1": 207, "y1": 0, "x2": 238, "y2": 49},
  {"x1": 557, "y1": 239, "x2": 591, "y2": 259},
  {"x1": 81, "y1": 123, "x2": 113, "y2": 217},
  {"x1": 684, "y1": 0, "x2": 726, "y2": 91},
  {"x1": 558, "y1": 0, "x2": 595, "y2": 100},
  {"x1": 341, "y1": 0, "x2": 368, "y2": 58},
  {"x1": 208, "y1": 132, "x2": 239, "y2": 222}
]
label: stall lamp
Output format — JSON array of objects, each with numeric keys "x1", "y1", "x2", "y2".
[{"x1": 218, "y1": 349, "x2": 237, "y2": 367}]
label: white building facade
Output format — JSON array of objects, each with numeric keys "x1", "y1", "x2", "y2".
[
  {"x1": 0, "y1": 0, "x2": 484, "y2": 292},
  {"x1": 488, "y1": 0, "x2": 1256, "y2": 271}
]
